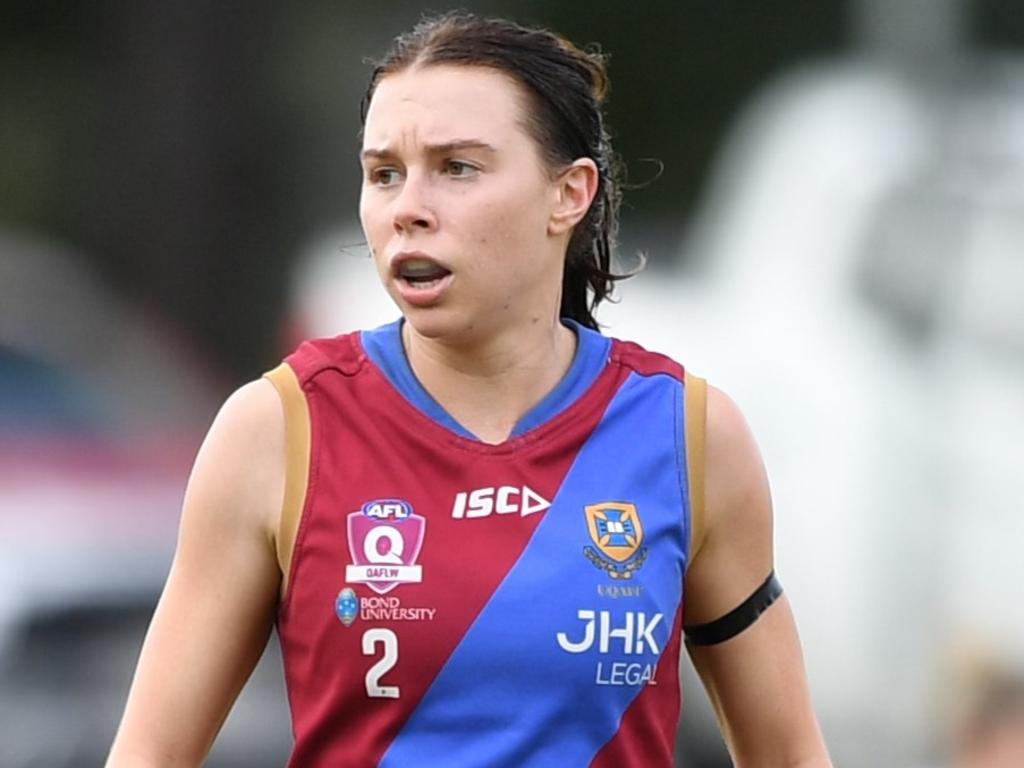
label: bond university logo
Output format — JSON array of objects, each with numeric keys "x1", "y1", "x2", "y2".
[
  {"x1": 334, "y1": 587, "x2": 438, "y2": 627},
  {"x1": 336, "y1": 587, "x2": 359, "y2": 626},
  {"x1": 583, "y1": 502, "x2": 648, "y2": 579},
  {"x1": 346, "y1": 499, "x2": 425, "y2": 594}
]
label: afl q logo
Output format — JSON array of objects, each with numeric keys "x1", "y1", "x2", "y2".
[{"x1": 345, "y1": 499, "x2": 426, "y2": 595}]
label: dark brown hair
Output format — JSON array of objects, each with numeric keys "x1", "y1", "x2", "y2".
[{"x1": 361, "y1": 12, "x2": 634, "y2": 329}]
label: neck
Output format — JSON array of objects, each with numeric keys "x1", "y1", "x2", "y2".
[{"x1": 402, "y1": 316, "x2": 577, "y2": 444}]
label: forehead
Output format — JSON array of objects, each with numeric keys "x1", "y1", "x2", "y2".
[{"x1": 362, "y1": 64, "x2": 531, "y2": 150}]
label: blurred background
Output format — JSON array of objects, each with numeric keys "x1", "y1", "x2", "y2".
[{"x1": 3, "y1": 0, "x2": 1023, "y2": 765}]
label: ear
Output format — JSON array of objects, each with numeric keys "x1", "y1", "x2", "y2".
[{"x1": 548, "y1": 158, "x2": 599, "y2": 236}]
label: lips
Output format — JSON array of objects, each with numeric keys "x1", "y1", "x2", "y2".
[
  {"x1": 397, "y1": 257, "x2": 451, "y2": 284},
  {"x1": 391, "y1": 252, "x2": 453, "y2": 306}
]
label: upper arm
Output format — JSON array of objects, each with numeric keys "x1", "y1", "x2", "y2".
[
  {"x1": 684, "y1": 385, "x2": 831, "y2": 766},
  {"x1": 684, "y1": 384, "x2": 773, "y2": 625},
  {"x1": 107, "y1": 378, "x2": 286, "y2": 767}
]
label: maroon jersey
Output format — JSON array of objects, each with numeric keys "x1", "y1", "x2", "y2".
[{"x1": 264, "y1": 320, "x2": 706, "y2": 767}]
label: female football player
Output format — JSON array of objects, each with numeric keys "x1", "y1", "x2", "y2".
[{"x1": 108, "y1": 13, "x2": 832, "y2": 767}]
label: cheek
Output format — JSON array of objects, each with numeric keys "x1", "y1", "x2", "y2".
[
  {"x1": 359, "y1": 195, "x2": 389, "y2": 268},
  {"x1": 358, "y1": 194, "x2": 378, "y2": 242},
  {"x1": 473, "y1": 190, "x2": 547, "y2": 249},
  {"x1": 359, "y1": 186, "x2": 394, "y2": 230}
]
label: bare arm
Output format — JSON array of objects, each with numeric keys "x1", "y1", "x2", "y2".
[
  {"x1": 684, "y1": 386, "x2": 831, "y2": 767},
  {"x1": 107, "y1": 380, "x2": 285, "y2": 767}
]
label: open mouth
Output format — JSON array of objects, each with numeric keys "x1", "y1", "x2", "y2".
[{"x1": 397, "y1": 258, "x2": 452, "y2": 290}]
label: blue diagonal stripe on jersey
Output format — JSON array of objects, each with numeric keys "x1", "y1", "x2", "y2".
[{"x1": 381, "y1": 371, "x2": 689, "y2": 767}]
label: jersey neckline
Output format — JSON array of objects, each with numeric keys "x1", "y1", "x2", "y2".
[{"x1": 359, "y1": 318, "x2": 612, "y2": 443}]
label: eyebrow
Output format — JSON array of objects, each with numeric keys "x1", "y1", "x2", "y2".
[{"x1": 360, "y1": 139, "x2": 498, "y2": 161}]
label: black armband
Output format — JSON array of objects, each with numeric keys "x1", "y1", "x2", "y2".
[{"x1": 683, "y1": 571, "x2": 783, "y2": 646}]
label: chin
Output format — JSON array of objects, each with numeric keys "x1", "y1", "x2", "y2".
[{"x1": 401, "y1": 305, "x2": 488, "y2": 345}]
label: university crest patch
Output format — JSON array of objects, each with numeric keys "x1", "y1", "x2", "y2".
[{"x1": 583, "y1": 501, "x2": 648, "y2": 579}]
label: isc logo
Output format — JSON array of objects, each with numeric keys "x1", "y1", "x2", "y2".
[
  {"x1": 362, "y1": 499, "x2": 412, "y2": 521},
  {"x1": 451, "y1": 486, "x2": 551, "y2": 519}
]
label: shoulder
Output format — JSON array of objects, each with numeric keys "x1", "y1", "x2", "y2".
[
  {"x1": 685, "y1": 380, "x2": 772, "y2": 562},
  {"x1": 705, "y1": 384, "x2": 770, "y2": 523},
  {"x1": 706, "y1": 385, "x2": 763, "y2": 474},
  {"x1": 185, "y1": 377, "x2": 286, "y2": 542},
  {"x1": 208, "y1": 378, "x2": 284, "y2": 456},
  {"x1": 699, "y1": 384, "x2": 772, "y2": 558},
  {"x1": 684, "y1": 383, "x2": 775, "y2": 622}
]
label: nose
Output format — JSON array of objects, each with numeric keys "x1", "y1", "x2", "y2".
[{"x1": 392, "y1": 172, "x2": 437, "y2": 234}]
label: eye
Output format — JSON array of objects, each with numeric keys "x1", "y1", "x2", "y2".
[
  {"x1": 444, "y1": 160, "x2": 479, "y2": 178},
  {"x1": 368, "y1": 167, "x2": 402, "y2": 187}
]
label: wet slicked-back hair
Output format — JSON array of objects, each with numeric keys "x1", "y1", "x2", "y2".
[{"x1": 361, "y1": 12, "x2": 634, "y2": 330}]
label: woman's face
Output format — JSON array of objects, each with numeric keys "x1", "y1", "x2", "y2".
[{"x1": 359, "y1": 64, "x2": 567, "y2": 344}]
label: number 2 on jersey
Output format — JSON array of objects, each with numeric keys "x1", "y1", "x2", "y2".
[{"x1": 362, "y1": 628, "x2": 399, "y2": 698}]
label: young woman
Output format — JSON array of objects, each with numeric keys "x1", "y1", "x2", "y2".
[{"x1": 108, "y1": 13, "x2": 832, "y2": 767}]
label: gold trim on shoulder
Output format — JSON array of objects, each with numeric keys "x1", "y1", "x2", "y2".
[
  {"x1": 263, "y1": 362, "x2": 311, "y2": 598},
  {"x1": 684, "y1": 371, "x2": 707, "y2": 564}
]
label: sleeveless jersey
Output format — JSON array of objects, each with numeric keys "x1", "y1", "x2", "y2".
[{"x1": 264, "y1": 319, "x2": 707, "y2": 768}]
